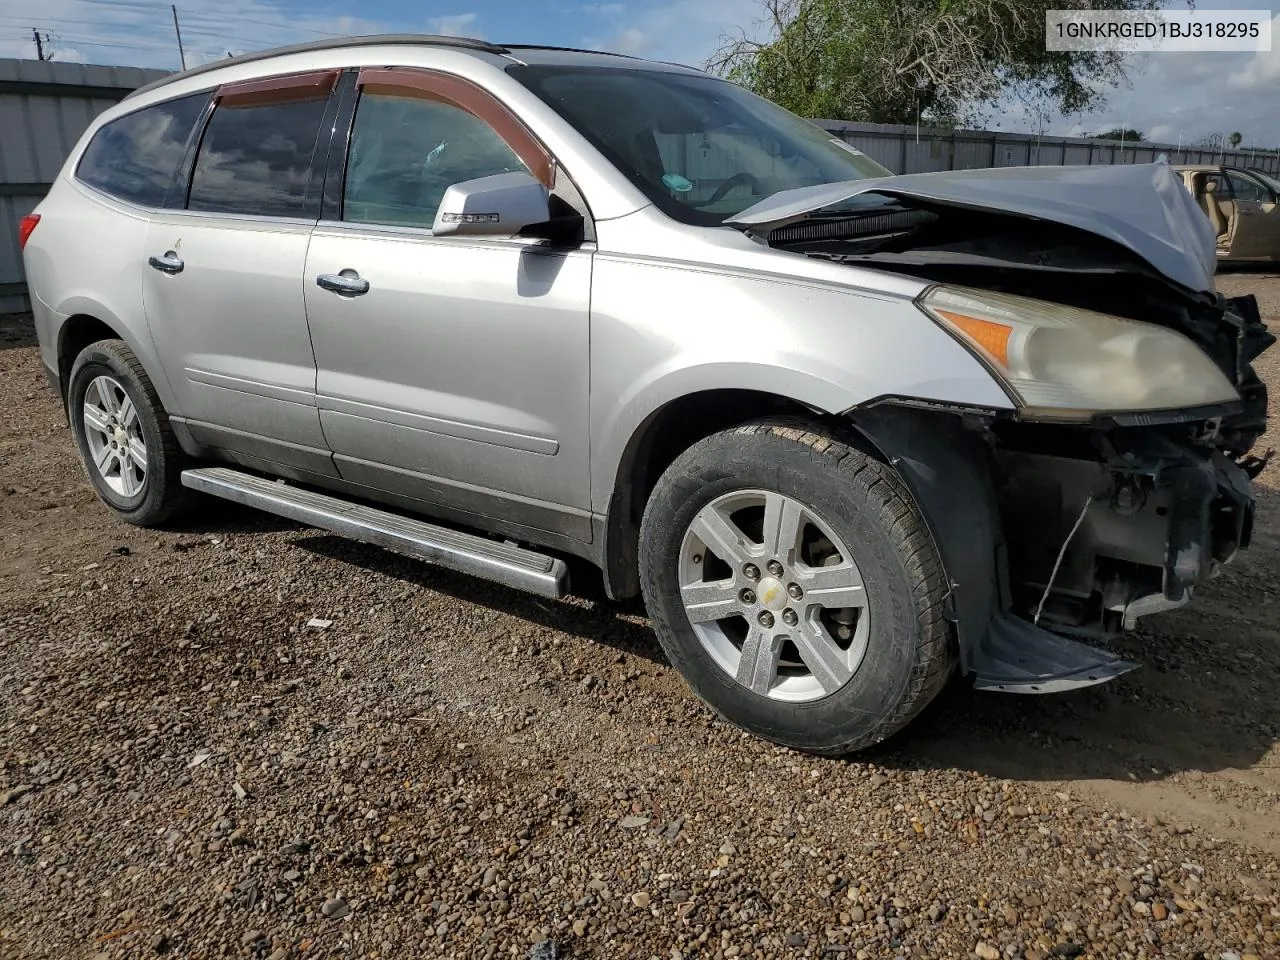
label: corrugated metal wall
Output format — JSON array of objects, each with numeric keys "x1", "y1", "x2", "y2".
[
  {"x1": 0, "y1": 58, "x2": 168, "y2": 312},
  {"x1": 818, "y1": 120, "x2": 1280, "y2": 178},
  {"x1": 3, "y1": 56, "x2": 1279, "y2": 313}
]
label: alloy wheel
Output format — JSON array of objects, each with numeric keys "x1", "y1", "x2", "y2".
[
  {"x1": 677, "y1": 489, "x2": 869, "y2": 702},
  {"x1": 81, "y1": 375, "x2": 148, "y2": 498}
]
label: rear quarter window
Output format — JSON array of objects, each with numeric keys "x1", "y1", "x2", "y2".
[{"x1": 76, "y1": 92, "x2": 210, "y2": 207}]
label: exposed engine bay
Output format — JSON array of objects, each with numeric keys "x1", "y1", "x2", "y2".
[
  {"x1": 763, "y1": 198, "x2": 1271, "y2": 458},
  {"x1": 753, "y1": 191, "x2": 1274, "y2": 679}
]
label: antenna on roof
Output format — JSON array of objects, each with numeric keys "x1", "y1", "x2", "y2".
[{"x1": 171, "y1": 5, "x2": 187, "y2": 70}]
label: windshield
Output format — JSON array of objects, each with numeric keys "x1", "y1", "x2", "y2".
[
  {"x1": 508, "y1": 65, "x2": 891, "y2": 226},
  {"x1": 1250, "y1": 169, "x2": 1280, "y2": 194}
]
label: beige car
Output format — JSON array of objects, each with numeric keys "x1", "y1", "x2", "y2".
[{"x1": 1176, "y1": 164, "x2": 1280, "y2": 261}]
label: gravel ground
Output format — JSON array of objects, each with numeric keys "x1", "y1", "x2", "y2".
[{"x1": 2, "y1": 274, "x2": 1280, "y2": 960}]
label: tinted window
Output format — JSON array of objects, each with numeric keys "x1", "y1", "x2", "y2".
[
  {"x1": 510, "y1": 65, "x2": 890, "y2": 226},
  {"x1": 76, "y1": 93, "x2": 209, "y2": 206},
  {"x1": 1227, "y1": 171, "x2": 1271, "y2": 202},
  {"x1": 188, "y1": 97, "x2": 328, "y2": 217},
  {"x1": 343, "y1": 92, "x2": 527, "y2": 228}
]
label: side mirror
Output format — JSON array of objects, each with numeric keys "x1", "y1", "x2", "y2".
[{"x1": 431, "y1": 171, "x2": 550, "y2": 238}]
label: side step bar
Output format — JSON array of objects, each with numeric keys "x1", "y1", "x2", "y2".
[{"x1": 181, "y1": 467, "x2": 569, "y2": 599}]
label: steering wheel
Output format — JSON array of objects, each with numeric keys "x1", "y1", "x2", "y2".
[{"x1": 707, "y1": 172, "x2": 763, "y2": 204}]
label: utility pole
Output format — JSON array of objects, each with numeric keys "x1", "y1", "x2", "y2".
[
  {"x1": 171, "y1": 5, "x2": 187, "y2": 70},
  {"x1": 32, "y1": 27, "x2": 52, "y2": 61}
]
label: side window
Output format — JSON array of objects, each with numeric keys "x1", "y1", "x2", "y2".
[
  {"x1": 188, "y1": 96, "x2": 329, "y2": 217},
  {"x1": 343, "y1": 91, "x2": 528, "y2": 229},
  {"x1": 1227, "y1": 172, "x2": 1270, "y2": 203},
  {"x1": 76, "y1": 92, "x2": 209, "y2": 206}
]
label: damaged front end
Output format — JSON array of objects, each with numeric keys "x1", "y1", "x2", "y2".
[
  {"x1": 852, "y1": 337, "x2": 1268, "y2": 692},
  {"x1": 736, "y1": 164, "x2": 1274, "y2": 692}
]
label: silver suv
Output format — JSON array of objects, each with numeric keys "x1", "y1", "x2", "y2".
[{"x1": 21, "y1": 36, "x2": 1272, "y2": 754}]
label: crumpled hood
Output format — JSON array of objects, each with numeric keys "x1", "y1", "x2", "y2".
[{"x1": 726, "y1": 161, "x2": 1218, "y2": 294}]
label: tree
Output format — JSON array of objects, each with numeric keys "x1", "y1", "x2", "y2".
[
  {"x1": 1091, "y1": 128, "x2": 1144, "y2": 142},
  {"x1": 710, "y1": 0, "x2": 1163, "y2": 126},
  {"x1": 1229, "y1": 131, "x2": 1243, "y2": 148}
]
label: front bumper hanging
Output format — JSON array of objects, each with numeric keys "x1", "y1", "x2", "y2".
[{"x1": 853, "y1": 403, "x2": 1260, "y2": 695}]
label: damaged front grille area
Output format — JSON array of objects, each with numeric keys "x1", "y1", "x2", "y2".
[
  {"x1": 852, "y1": 397, "x2": 1266, "y2": 690},
  {"x1": 993, "y1": 419, "x2": 1255, "y2": 639}
]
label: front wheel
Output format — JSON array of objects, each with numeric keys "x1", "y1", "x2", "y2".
[{"x1": 638, "y1": 420, "x2": 955, "y2": 755}]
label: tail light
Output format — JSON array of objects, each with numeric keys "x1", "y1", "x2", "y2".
[{"x1": 18, "y1": 214, "x2": 40, "y2": 250}]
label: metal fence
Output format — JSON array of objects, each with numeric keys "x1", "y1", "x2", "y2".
[
  {"x1": 3, "y1": 56, "x2": 1278, "y2": 312},
  {"x1": 0, "y1": 58, "x2": 168, "y2": 313},
  {"x1": 817, "y1": 120, "x2": 1280, "y2": 177}
]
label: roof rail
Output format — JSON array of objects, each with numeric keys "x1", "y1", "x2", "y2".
[
  {"x1": 126, "y1": 34, "x2": 509, "y2": 100},
  {"x1": 501, "y1": 44, "x2": 637, "y2": 59}
]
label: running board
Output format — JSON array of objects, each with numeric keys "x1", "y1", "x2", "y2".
[
  {"x1": 970, "y1": 613, "x2": 1138, "y2": 694},
  {"x1": 181, "y1": 467, "x2": 568, "y2": 599}
]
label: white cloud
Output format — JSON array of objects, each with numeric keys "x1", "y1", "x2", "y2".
[
  {"x1": 1227, "y1": 14, "x2": 1280, "y2": 90},
  {"x1": 582, "y1": 3, "x2": 625, "y2": 13},
  {"x1": 987, "y1": 42, "x2": 1280, "y2": 149},
  {"x1": 609, "y1": 27, "x2": 649, "y2": 56},
  {"x1": 427, "y1": 13, "x2": 482, "y2": 39},
  {"x1": 584, "y1": 0, "x2": 761, "y2": 66}
]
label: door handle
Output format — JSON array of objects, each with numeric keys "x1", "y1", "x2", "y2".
[
  {"x1": 148, "y1": 252, "x2": 184, "y2": 274},
  {"x1": 316, "y1": 271, "x2": 370, "y2": 296}
]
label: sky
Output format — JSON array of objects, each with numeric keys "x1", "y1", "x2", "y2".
[{"x1": 1, "y1": 0, "x2": 1278, "y2": 148}]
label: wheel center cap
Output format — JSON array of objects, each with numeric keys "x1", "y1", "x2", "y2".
[
  {"x1": 757, "y1": 576, "x2": 787, "y2": 611},
  {"x1": 114, "y1": 427, "x2": 127, "y2": 445}
]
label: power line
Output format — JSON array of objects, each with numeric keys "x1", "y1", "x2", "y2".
[
  {"x1": 0, "y1": 14, "x2": 149, "y2": 27},
  {"x1": 1, "y1": 0, "x2": 387, "y2": 65},
  {"x1": 1, "y1": 17, "x2": 300, "y2": 50},
  {"x1": 3, "y1": 18, "x2": 287, "y2": 55},
  {"x1": 15, "y1": 0, "x2": 363, "y2": 37},
  {"x1": 32, "y1": 0, "x2": 172, "y2": 10},
  {"x1": 47, "y1": 37, "x2": 184, "y2": 51},
  {"x1": 177, "y1": 11, "x2": 352, "y2": 38}
]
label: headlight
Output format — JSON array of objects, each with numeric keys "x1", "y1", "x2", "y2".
[{"x1": 917, "y1": 285, "x2": 1239, "y2": 419}]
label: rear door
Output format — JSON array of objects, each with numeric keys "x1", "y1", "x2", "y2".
[
  {"x1": 302, "y1": 67, "x2": 593, "y2": 541},
  {"x1": 142, "y1": 70, "x2": 341, "y2": 476}
]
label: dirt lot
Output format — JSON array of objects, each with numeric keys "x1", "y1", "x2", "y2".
[{"x1": 2, "y1": 274, "x2": 1279, "y2": 960}]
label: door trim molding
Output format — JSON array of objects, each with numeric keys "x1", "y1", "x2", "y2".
[
  {"x1": 318, "y1": 397, "x2": 559, "y2": 455},
  {"x1": 185, "y1": 367, "x2": 316, "y2": 406}
]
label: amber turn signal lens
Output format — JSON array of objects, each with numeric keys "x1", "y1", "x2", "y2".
[{"x1": 933, "y1": 309, "x2": 1011, "y2": 368}]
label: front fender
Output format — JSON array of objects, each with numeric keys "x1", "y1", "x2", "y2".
[{"x1": 589, "y1": 254, "x2": 1013, "y2": 514}]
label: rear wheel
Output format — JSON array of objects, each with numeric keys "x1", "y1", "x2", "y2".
[
  {"x1": 68, "y1": 339, "x2": 193, "y2": 527},
  {"x1": 638, "y1": 420, "x2": 954, "y2": 754}
]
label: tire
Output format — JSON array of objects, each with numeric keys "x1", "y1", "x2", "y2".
[
  {"x1": 639, "y1": 419, "x2": 954, "y2": 755},
  {"x1": 68, "y1": 339, "x2": 193, "y2": 527}
]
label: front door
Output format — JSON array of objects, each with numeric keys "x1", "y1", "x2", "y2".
[
  {"x1": 1225, "y1": 170, "x2": 1280, "y2": 258},
  {"x1": 303, "y1": 68, "x2": 592, "y2": 540},
  {"x1": 142, "y1": 70, "x2": 340, "y2": 476}
]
